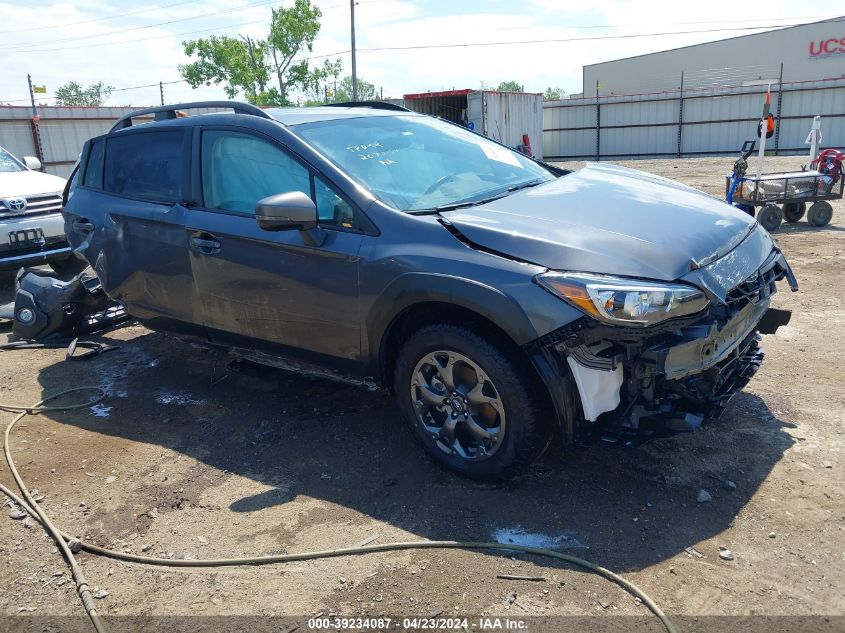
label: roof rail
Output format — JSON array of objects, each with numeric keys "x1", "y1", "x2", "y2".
[
  {"x1": 109, "y1": 101, "x2": 272, "y2": 132},
  {"x1": 324, "y1": 101, "x2": 411, "y2": 112}
]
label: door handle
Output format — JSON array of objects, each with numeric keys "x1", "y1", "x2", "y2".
[
  {"x1": 190, "y1": 235, "x2": 221, "y2": 254},
  {"x1": 72, "y1": 220, "x2": 95, "y2": 233}
]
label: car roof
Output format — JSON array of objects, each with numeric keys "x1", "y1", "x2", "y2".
[
  {"x1": 106, "y1": 104, "x2": 421, "y2": 136},
  {"x1": 265, "y1": 106, "x2": 420, "y2": 126}
]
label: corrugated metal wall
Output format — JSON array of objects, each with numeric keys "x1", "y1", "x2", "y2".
[
  {"x1": 0, "y1": 105, "x2": 223, "y2": 178},
  {"x1": 544, "y1": 78, "x2": 845, "y2": 161},
  {"x1": 467, "y1": 92, "x2": 544, "y2": 160},
  {"x1": 403, "y1": 91, "x2": 545, "y2": 160},
  {"x1": 0, "y1": 106, "x2": 150, "y2": 177}
]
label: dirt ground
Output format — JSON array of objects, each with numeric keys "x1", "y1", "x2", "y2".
[{"x1": 1, "y1": 156, "x2": 842, "y2": 631}]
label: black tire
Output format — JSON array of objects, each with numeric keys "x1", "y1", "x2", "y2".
[
  {"x1": 49, "y1": 253, "x2": 89, "y2": 278},
  {"x1": 393, "y1": 324, "x2": 552, "y2": 480},
  {"x1": 782, "y1": 202, "x2": 806, "y2": 223},
  {"x1": 758, "y1": 204, "x2": 783, "y2": 232},
  {"x1": 806, "y1": 201, "x2": 833, "y2": 227}
]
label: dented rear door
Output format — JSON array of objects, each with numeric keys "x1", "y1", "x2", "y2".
[{"x1": 64, "y1": 129, "x2": 203, "y2": 332}]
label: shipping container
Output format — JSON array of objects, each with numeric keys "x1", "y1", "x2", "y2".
[{"x1": 402, "y1": 89, "x2": 544, "y2": 160}]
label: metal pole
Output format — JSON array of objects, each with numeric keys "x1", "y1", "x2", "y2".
[
  {"x1": 677, "y1": 72, "x2": 684, "y2": 158},
  {"x1": 27, "y1": 73, "x2": 37, "y2": 117},
  {"x1": 26, "y1": 74, "x2": 45, "y2": 172},
  {"x1": 160, "y1": 81, "x2": 165, "y2": 106},
  {"x1": 774, "y1": 62, "x2": 783, "y2": 155},
  {"x1": 595, "y1": 80, "x2": 600, "y2": 161},
  {"x1": 755, "y1": 85, "x2": 771, "y2": 180},
  {"x1": 350, "y1": 0, "x2": 358, "y2": 101}
]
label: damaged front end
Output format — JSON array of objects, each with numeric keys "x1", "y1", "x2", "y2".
[{"x1": 532, "y1": 243, "x2": 798, "y2": 447}]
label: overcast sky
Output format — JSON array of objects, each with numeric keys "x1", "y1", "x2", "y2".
[{"x1": 0, "y1": 0, "x2": 838, "y2": 107}]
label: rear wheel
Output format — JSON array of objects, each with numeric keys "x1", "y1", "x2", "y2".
[
  {"x1": 782, "y1": 202, "x2": 806, "y2": 223},
  {"x1": 394, "y1": 324, "x2": 551, "y2": 480},
  {"x1": 806, "y1": 201, "x2": 833, "y2": 227},
  {"x1": 758, "y1": 204, "x2": 783, "y2": 232}
]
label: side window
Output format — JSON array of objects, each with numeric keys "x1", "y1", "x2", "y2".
[
  {"x1": 104, "y1": 130, "x2": 184, "y2": 203},
  {"x1": 314, "y1": 175, "x2": 355, "y2": 229},
  {"x1": 201, "y1": 130, "x2": 310, "y2": 216},
  {"x1": 82, "y1": 139, "x2": 104, "y2": 189}
]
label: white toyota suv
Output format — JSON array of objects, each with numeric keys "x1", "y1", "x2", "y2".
[{"x1": 0, "y1": 145, "x2": 83, "y2": 275}]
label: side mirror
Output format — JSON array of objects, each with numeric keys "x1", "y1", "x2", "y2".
[
  {"x1": 255, "y1": 191, "x2": 317, "y2": 232},
  {"x1": 23, "y1": 156, "x2": 42, "y2": 171}
]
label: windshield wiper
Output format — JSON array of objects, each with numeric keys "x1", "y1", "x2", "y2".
[
  {"x1": 506, "y1": 178, "x2": 546, "y2": 192},
  {"x1": 433, "y1": 193, "x2": 505, "y2": 212},
  {"x1": 432, "y1": 179, "x2": 548, "y2": 212}
]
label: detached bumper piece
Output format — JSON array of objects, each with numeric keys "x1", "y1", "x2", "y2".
[{"x1": 11, "y1": 268, "x2": 129, "y2": 341}]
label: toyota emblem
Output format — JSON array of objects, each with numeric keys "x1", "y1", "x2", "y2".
[{"x1": 4, "y1": 198, "x2": 27, "y2": 214}]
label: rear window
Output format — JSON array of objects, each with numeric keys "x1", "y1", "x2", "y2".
[
  {"x1": 82, "y1": 139, "x2": 104, "y2": 189},
  {"x1": 104, "y1": 130, "x2": 184, "y2": 203}
]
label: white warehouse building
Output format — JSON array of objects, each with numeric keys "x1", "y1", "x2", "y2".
[
  {"x1": 582, "y1": 17, "x2": 845, "y2": 97},
  {"x1": 543, "y1": 17, "x2": 844, "y2": 160}
]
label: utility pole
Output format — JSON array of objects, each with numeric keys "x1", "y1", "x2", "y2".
[
  {"x1": 350, "y1": 0, "x2": 358, "y2": 101},
  {"x1": 160, "y1": 81, "x2": 165, "y2": 106},
  {"x1": 26, "y1": 73, "x2": 45, "y2": 172},
  {"x1": 27, "y1": 73, "x2": 37, "y2": 117}
]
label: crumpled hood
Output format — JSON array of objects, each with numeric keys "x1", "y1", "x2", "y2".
[
  {"x1": 442, "y1": 162, "x2": 759, "y2": 281},
  {"x1": 0, "y1": 170, "x2": 66, "y2": 198}
]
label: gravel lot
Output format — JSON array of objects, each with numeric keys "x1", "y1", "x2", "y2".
[{"x1": 1, "y1": 156, "x2": 842, "y2": 630}]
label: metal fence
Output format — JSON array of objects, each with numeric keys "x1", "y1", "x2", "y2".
[
  {"x1": 543, "y1": 76, "x2": 845, "y2": 161},
  {"x1": 0, "y1": 105, "x2": 225, "y2": 178},
  {"x1": 0, "y1": 106, "x2": 151, "y2": 178}
]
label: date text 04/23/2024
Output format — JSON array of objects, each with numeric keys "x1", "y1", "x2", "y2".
[{"x1": 307, "y1": 617, "x2": 528, "y2": 630}]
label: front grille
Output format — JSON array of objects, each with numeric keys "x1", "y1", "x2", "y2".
[
  {"x1": 0, "y1": 193, "x2": 62, "y2": 218},
  {"x1": 725, "y1": 254, "x2": 784, "y2": 308}
]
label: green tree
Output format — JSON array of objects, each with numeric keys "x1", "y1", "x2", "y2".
[
  {"x1": 179, "y1": 0, "x2": 324, "y2": 105},
  {"x1": 181, "y1": 35, "x2": 270, "y2": 102},
  {"x1": 544, "y1": 86, "x2": 565, "y2": 100},
  {"x1": 55, "y1": 81, "x2": 113, "y2": 106},
  {"x1": 334, "y1": 75, "x2": 377, "y2": 102},
  {"x1": 496, "y1": 80, "x2": 524, "y2": 92},
  {"x1": 266, "y1": 1, "x2": 322, "y2": 104},
  {"x1": 302, "y1": 57, "x2": 343, "y2": 104}
]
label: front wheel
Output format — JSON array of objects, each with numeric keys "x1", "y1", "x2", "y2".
[
  {"x1": 758, "y1": 204, "x2": 783, "y2": 232},
  {"x1": 393, "y1": 325, "x2": 552, "y2": 480}
]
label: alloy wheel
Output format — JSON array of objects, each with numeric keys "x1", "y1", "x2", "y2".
[{"x1": 410, "y1": 350, "x2": 506, "y2": 461}]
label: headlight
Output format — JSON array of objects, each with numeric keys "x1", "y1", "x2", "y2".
[{"x1": 536, "y1": 272, "x2": 709, "y2": 326}]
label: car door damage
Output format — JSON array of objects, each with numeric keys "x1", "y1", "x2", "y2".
[{"x1": 528, "y1": 246, "x2": 797, "y2": 447}]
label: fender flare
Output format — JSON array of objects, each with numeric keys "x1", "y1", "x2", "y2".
[{"x1": 366, "y1": 272, "x2": 541, "y2": 379}]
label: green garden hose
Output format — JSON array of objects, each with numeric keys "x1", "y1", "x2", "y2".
[{"x1": 2, "y1": 387, "x2": 678, "y2": 633}]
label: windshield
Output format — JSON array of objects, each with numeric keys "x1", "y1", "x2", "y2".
[
  {"x1": 292, "y1": 115, "x2": 554, "y2": 211},
  {"x1": 0, "y1": 147, "x2": 25, "y2": 173}
]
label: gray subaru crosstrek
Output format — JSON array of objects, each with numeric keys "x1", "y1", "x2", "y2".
[{"x1": 62, "y1": 101, "x2": 797, "y2": 479}]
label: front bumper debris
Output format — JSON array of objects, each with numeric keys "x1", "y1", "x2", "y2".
[
  {"x1": 11, "y1": 268, "x2": 128, "y2": 341},
  {"x1": 531, "y1": 248, "x2": 795, "y2": 447}
]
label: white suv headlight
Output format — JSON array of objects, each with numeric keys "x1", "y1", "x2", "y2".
[{"x1": 536, "y1": 272, "x2": 709, "y2": 326}]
